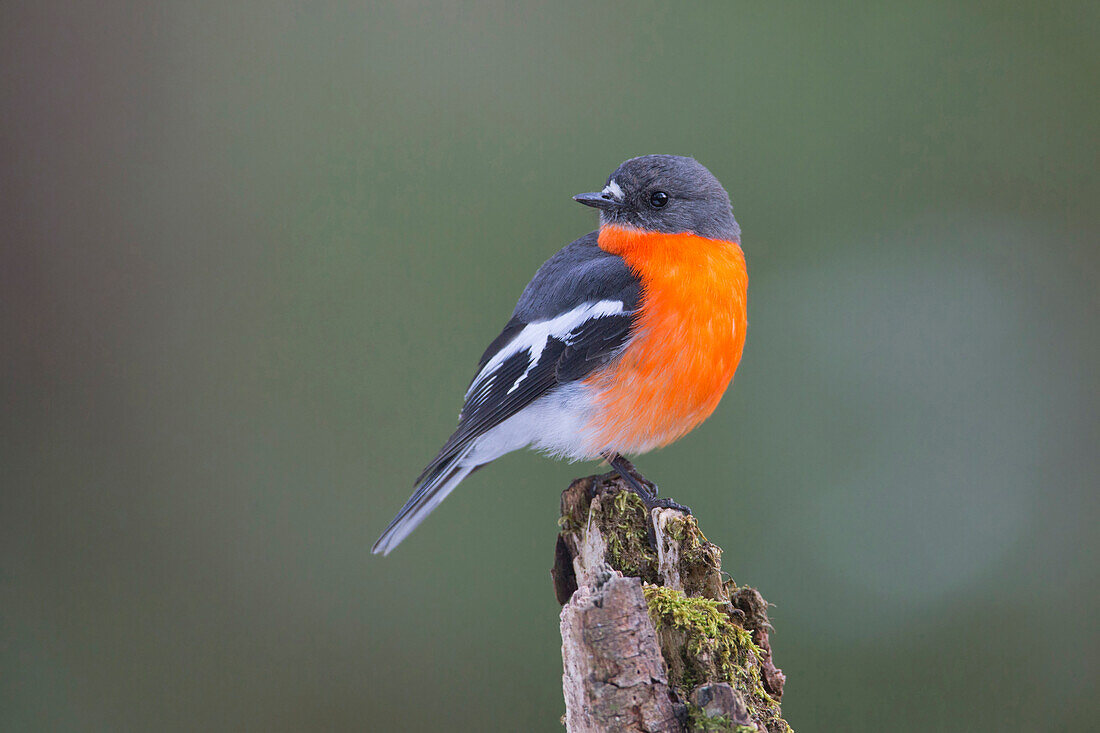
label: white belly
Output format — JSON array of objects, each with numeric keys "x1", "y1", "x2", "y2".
[{"x1": 465, "y1": 383, "x2": 598, "y2": 464}]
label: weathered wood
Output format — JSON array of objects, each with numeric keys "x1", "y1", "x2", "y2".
[
  {"x1": 554, "y1": 470, "x2": 792, "y2": 733},
  {"x1": 560, "y1": 567, "x2": 681, "y2": 732}
]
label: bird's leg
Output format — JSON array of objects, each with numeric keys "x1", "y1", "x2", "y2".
[
  {"x1": 606, "y1": 455, "x2": 658, "y2": 495},
  {"x1": 607, "y1": 449, "x2": 690, "y2": 517},
  {"x1": 604, "y1": 452, "x2": 656, "y2": 502},
  {"x1": 604, "y1": 453, "x2": 692, "y2": 515}
]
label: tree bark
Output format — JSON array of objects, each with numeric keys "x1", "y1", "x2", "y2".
[{"x1": 553, "y1": 469, "x2": 792, "y2": 733}]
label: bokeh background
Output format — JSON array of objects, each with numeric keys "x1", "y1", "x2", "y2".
[{"x1": 2, "y1": 2, "x2": 1097, "y2": 730}]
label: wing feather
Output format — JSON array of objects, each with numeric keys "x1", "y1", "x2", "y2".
[{"x1": 416, "y1": 232, "x2": 640, "y2": 481}]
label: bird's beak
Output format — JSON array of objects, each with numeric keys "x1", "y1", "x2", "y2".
[{"x1": 573, "y1": 192, "x2": 622, "y2": 210}]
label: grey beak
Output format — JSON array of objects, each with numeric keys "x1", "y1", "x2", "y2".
[{"x1": 573, "y1": 192, "x2": 622, "y2": 210}]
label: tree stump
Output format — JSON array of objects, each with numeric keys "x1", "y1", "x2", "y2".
[{"x1": 552, "y1": 470, "x2": 792, "y2": 733}]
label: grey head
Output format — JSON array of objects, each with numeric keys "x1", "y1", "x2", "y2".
[{"x1": 573, "y1": 154, "x2": 740, "y2": 242}]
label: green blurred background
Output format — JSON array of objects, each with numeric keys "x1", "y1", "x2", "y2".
[{"x1": 2, "y1": 2, "x2": 1097, "y2": 730}]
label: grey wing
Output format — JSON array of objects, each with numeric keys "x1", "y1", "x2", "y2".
[
  {"x1": 372, "y1": 233, "x2": 638, "y2": 554},
  {"x1": 419, "y1": 232, "x2": 640, "y2": 482}
]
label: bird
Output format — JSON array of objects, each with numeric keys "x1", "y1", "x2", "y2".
[{"x1": 372, "y1": 154, "x2": 747, "y2": 555}]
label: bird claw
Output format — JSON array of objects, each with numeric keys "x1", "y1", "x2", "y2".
[{"x1": 647, "y1": 496, "x2": 692, "y2": 515}]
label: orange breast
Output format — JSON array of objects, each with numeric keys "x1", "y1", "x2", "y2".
[{"x1": 584, "y1": 224, "x2": 748, "y2": 454}]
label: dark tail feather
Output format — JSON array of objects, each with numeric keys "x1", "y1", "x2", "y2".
[{"x1": 372, "y1": 447, "x2": 476, "y2": 556}]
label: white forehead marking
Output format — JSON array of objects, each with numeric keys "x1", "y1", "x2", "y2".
[{"x1": 602, "y1": 180, "x2": 624, "y2": 201}]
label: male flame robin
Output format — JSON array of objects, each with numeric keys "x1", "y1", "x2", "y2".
[{"x1": 372, "y1": 155, "x2": 747, "y2": 555}]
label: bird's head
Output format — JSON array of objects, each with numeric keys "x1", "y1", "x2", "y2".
[{"x1": 573, "y1": 154, "x2": 740, "y2": 242}]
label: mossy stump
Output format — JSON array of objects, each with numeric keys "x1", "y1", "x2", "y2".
[{"x1": 553, "y1": 471, "x2": 791, "y2": 733}]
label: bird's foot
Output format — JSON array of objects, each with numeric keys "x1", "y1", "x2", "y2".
[{"x1": 645, "y1": 496, "x2": 693, "y2": 515}]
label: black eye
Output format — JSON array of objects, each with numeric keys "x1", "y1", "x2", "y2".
[{"x1": 649, "y1": 191, "x2": 669, "y2": 208}]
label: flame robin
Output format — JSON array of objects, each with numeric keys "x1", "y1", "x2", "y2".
[{"x1": 373, "y1": 155, "x2": 746, "y2": 555}]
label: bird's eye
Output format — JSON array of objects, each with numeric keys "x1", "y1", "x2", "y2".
[{"x1": 649, "y1": 191, "x2": 669, "y2": 208}]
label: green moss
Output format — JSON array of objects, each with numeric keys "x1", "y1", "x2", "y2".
[
  {"x1": 659, "y1": 513, "x2": 726, "y2": 599},
  {"x1": 644, "y1": 585, "x2": 789, "y2": 733},
  {"x1": 556, "y1": 514, "x2": 580, "y2": 531},
  {"x1": 665, "y1": 515, "x2": 689, "y2": 542},
  {"x1": 684, "y1": 703, "x2": 732, "y2": 730},
  {"x1": 592, "y1": 489, "x2": 659, "y2": 583},
  {"x1": 684, "y1": 702, "x2": 762, "y2": 731}
]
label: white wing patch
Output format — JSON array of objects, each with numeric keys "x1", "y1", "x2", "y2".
[{"x1": 466, "y1": 300, "x2": 626, "y2": 400}]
